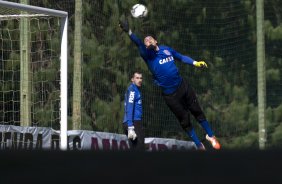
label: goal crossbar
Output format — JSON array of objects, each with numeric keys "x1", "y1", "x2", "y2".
[
  {"x1": 0, "y1": 14, "x2": 50, "y2": 20},
  {"x1": 0, "y1": 1, "x2": 68, "y2": 151},
  {"x1": 0, "y1": 1, "x2": 67, "y2": 17}
]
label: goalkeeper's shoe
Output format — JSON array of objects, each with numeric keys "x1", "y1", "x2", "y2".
[{"x1": 206, "y1": 135, "x2": 221, "y2": 150}]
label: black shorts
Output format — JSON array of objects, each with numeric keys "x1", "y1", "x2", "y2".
[
  {"x1": 162, "y1": 79, "x2": 206, "y2": 126},
  {"x1": 123, "y1": 121, "x2": 145, "y2": 151}
]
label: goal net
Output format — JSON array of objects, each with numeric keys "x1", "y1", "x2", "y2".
[{"x1": 0, "y1": 1, "x2": 68, "y2": 149}]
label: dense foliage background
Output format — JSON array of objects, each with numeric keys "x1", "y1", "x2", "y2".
[{"x1": 2, "y1": 0, "x2": 282, "y2": 149}]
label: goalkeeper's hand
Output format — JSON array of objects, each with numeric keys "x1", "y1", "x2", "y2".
[
  {"x1": 128, "y1": 126, "x2": 137, "y2": 140},
  {"x1": 119, "y1": 19, "x2": 129, "y2": 33},
  {"x1": 193, "y1": 61, "x2": 208, "y2": 68}
]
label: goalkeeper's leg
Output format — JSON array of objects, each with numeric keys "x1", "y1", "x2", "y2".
[
  {"x1": 133, "y1": 121, "x2": 145, "y2": 151},
  {"x1": 162, "y1": 81, "x2": 204, "y2": 150},
  {"x1": 184, "y1": 82, "x2": 221, "y2": 150}
]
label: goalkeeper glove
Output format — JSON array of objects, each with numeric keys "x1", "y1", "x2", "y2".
[
  {"x1": 119, "y1": 19, "x2": 129, "y2": 33},
  {"x1": 193, "y1": 61, "x2": 208, "y2": 68},
  {"x1": 128, "y1": 126, "x2": 137, "y2": 140}
]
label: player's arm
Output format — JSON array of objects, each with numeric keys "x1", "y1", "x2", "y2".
[
  {"x1": 129, "y1": 32, "x2": 148, "y2": 57},
  {"x1": 170, "y1": 48, "x2": 208, "y2": 68},
  {"x1": 125, "y1": 88, "x2": 137, "y2": 140},
  {"x1": 125, "y1": 89, "x2": 135, "y2": 127},
  {"x1": 119, "y1": 19, "x2": 148, "y2": 59},
  {"x1": 129, "y1": 32, "x2": 144, "y2": 47}
]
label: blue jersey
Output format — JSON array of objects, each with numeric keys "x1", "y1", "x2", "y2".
[
  {"x1": 123, "y1": 83, "x2": 142, "y2": 126},
  {"x1": 130, "y1": 33, "x2": 195, "y2": 94}
]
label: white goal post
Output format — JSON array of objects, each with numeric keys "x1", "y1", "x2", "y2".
[{"x1": 0, "y1": 1, "x2": 68, "y2": 150}]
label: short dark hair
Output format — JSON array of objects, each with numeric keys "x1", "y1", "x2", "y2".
[
  {"x1": 144, "y1": 34, "x2": 157, "y2": 41},
  {"x1": 131, "y1": 70, "x2": 142, "y2": 79}
]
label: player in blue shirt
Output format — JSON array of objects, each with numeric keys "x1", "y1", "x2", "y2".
[
  {"x1": 123, "y1": 71, "x2": 145, "y2": 150},
  {"x1": 119, "y1": 19, "x2": 220, "y2": 150}
]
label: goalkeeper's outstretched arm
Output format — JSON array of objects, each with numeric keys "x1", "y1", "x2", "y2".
[
  {"x1": 171, "y1": 47, "x2": 208, "y2": 68},
  {"x1": 119, "y1": 19, "x2": 148, "y2": 60}
]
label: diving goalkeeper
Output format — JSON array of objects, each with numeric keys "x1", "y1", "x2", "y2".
[{"x1": 119, "y1": 19, "x2": 220, "y2": 150}]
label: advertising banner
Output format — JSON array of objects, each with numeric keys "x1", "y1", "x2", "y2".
[{"x1": 0, "y1": 125, "x2": 196, "y2": 151}]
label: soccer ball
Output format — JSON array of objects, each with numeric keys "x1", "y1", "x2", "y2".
[{"x1": 130, "y1": 4, "x2": 148, "y2": 18}]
